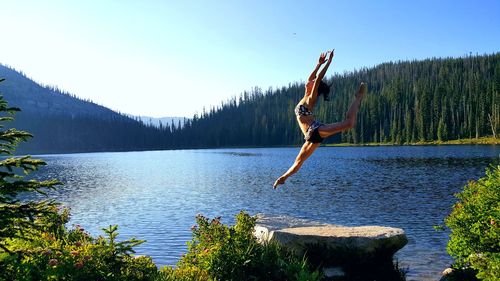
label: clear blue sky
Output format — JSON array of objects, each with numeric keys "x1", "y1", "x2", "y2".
[{"x1": 1, "y1": 0, "x2": 499, "y2": 117}]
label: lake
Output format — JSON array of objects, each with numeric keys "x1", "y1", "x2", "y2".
[{"x1": 32, "y1": 145, "x2": 499, "y2": 281}]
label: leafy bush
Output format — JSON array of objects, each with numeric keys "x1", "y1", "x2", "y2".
[
  {"x1": 163, "y1": 211, "x2": 321, "y2": 281},
  {"x1": 0, "y1": 216, "x2": 158, "y2": 281},
  {"x1": 157, "y1": 265, "x2": 214, "y2": 281},
  {"x1": 445, "y1": 165, "x2": 500, "y2": 281}
]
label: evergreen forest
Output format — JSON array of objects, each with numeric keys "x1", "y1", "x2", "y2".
[
  {"x1": 1, "y1": 53, "x2": 498, "y2": 154},
  {"x1": 176, "y1": 53, "x2": 500, "y2": 146}
]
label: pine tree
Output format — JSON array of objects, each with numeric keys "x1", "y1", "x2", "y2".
[
  {"x1": 0, "y1": 78, "x2": 61, "y2": 253},
  {"x1": 437, "y1": 117, "x2": 446, "y2": 142}
]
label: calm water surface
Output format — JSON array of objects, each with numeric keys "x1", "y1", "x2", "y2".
[{"x1": 33, "y1": 146, "x2": 499, "y2": 281}]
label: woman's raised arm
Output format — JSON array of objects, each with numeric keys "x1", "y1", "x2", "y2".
[
  {"x1": 308, "y1": 52, "x2": 328, "y2": 82},
  {"x1": 317, "y1": 49, "x2": 334, "y2": 80},
  {"x1": 310, "y1": 50, "x2": 334, "y2": 97}
]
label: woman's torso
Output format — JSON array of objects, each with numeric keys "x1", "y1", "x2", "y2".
[{"x1": 296, "y1": 96, "x2": 316, "y2": 135}]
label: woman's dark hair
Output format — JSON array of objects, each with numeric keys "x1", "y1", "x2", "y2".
[{"x1": 318, "y1": 80, "x2": 331, "y2": 101}]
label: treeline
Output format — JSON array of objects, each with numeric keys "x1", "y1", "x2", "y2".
[
  {"x1": 12, "y1": 112, "x2": 171, "y2": 154},
  {"x1": 9, "y1": 110, "x2": 194, "y2": 154},
  {"x1": 1, "y1": 53, "x2": 499, "y2": 154},
  {"x1": 174, "y1": 53, "x2": 500, "y2": 146}
]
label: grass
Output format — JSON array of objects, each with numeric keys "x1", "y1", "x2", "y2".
[{"x1": 325, "y1": 137, "x2": 499, "y2": 147}]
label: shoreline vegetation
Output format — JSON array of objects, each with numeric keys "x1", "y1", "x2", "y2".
[{"x1": 326, "y1": 137, "x2": 499, "y2": 147}]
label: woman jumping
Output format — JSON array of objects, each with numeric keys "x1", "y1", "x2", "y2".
[{"x1": 273, "y1": 50, "x2": 366, "y2": 189}]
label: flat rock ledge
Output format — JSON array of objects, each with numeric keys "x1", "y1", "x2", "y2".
[{"x1": 254, "y1": 214, "x2": 408, "y2": 277}]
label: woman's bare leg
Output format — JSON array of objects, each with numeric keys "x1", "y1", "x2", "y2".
[
  {"x1": 319, "y1": 83, "x2": 366, "y2": 138},
  {"x1": 273, "y1": 141, "x2": 320, "y2": 189}
]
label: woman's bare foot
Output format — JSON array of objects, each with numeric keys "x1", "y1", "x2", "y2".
[
  {"x1": 273, "y1": 176, "x2": 286, "y2": 189},
  {"x1": 355, "y1": 82, "x2": 367, "y2": 100}
]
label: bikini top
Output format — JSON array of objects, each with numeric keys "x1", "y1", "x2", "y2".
[{"x1": 295, "y1": 104, "x2": 313, "y2": 117}]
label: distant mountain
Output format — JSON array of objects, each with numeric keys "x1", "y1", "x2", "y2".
[
  {"x1": 0, "y1": 65, "x2": 118, "y2": 119},
  {"x1": 0, "y1": 64, "x2": 176, "y2": 154}
]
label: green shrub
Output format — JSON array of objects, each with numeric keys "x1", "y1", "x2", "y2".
[
  {"x1": 0, "y1": 222, "x2": 158, "y2": 281},
  {"x1": 167, "y1": 211, "x2": 321, "y2": 281},
  {"x1": 157, "y1": 265, "x2": 214, "y2": 281},
  {"x1": 445, "y1": 165, "x2": 500, "y2": 281}
]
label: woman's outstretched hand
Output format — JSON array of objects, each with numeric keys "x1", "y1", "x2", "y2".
[
  {"x1": 273, "y1": 176, "x2": 286, "y2": 189},
  {"x1": 327, "y1": 49, "x2": 335, "y2": 61},
  {"x1": 318, "y1": 52, "x2": 328, "y2": 65}
]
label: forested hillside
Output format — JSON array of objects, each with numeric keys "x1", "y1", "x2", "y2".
[
  {"x1": 0, "y1": 65, "x2": 179, "y2": 154},
  {"x1": 1, "y1": 53, "x2": 498, "y2": 154},
  {"x1": 174, "y1": 53, "x2": 500, "y2": 146}
]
